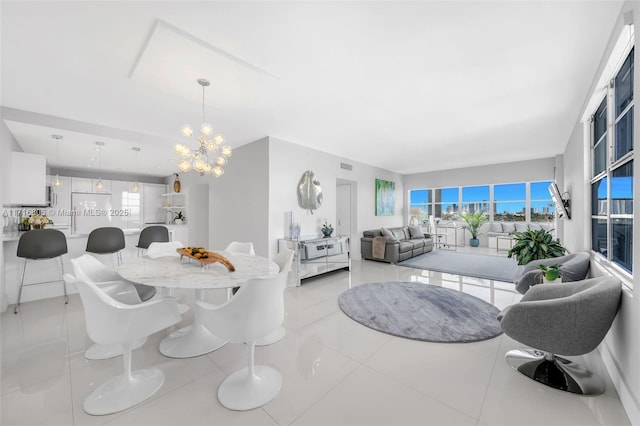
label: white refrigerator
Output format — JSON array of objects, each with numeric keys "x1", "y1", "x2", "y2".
[{"x1": 72, "y1": 193, "x2": 113, "y2": 235}]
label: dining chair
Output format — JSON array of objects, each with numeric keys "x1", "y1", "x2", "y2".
[
  {"x1": 86, "y1": 227, "x2": 126, "y2": 266},
  {"x1": 256, "y1": 247, "x2": 295, "y2": 346},
  {"x1": 224, "y1": 241, "x2": 256, "y2": 298},
  {"x1": 146, "y1": 241, "x2": 184, "y2": 258},
  {"x1": 64, "y1": 273, "x2": 181, "y2": 415},
  {"x1": 15, "y1": 229, "x2": 68, "y2": 314},
  {"x1": 136, "y1": 225, "x2": 170, "y2": 256},
  {"x1": 70, "y1": 254, "x2": 158, "y2": 359},
  {"x1": 145, "y1": 241, "x2": 189, "y2": 314},
  {"x1": 196, "y1": 271, "x2": 288, "y2": 410}
]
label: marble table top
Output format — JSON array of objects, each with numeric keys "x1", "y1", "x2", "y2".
[{"x1": 118, "y1": 251, "x2": 278, "y2": 290}]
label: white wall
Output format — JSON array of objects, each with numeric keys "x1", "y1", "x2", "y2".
[
  {"x1": 267, "y1": 137, "x2": 404, "y2": 260},
  {"x1": 561, "y1": 2, "x2": 639, "y2": 423},
  {"x1": 209, "y1": 138, "x2": 270, "y2": 256}
]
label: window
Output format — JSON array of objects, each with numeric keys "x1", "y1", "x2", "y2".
[
  {"x1": 461, "y1": 185, "x2": 489, "y2": 213},
  {"x1": 530, "y1": 181, "x2": 554, "y2": 222},
  {"x1": 409, "y1": 189, "x2": 431, "y2": 222},
  {"x1": 434, "y1": 187, "x2": 459, "y2": 220},
  {"x1": 590, "y1": 47, "x2": 634, "y2": 275},
  {"x1": 493, "y1": 183, "x2": 526, "y2": 221}
]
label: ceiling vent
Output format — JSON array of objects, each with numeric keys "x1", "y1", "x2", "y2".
[{"x1": 340, "y1": 162, "x2": 353, "y2": 171}]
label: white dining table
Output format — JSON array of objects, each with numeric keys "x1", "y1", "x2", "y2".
[{"x1": 118, "y1": 251, "x2": 278, "y2": 358}]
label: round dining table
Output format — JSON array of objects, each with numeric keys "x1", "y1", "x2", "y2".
[{"x1": 118, "y1": 251, "x2": 278, "y2": 358}]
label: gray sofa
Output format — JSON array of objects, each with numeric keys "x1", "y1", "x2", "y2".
[{"x1": 361, "y1": 226, "x2": 433, "y2": 264}]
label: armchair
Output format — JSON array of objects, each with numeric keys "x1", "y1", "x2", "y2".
[
  {"x1": 513, "y1": 252, "x2": 590, "y2": 294},
  {"x1": 499, "y1": 276, "x2": 622, "y2": 394}
]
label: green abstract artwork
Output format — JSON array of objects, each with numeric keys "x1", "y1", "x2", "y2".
[{"x1": 375, "y1": 179, "x2": 395, "y2": 216}]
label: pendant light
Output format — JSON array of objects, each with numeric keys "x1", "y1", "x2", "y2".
[
  {"x1": 51, "y1": 135, "x2": 63, "y2": 187},
  {"x1": 131, "y1": 147, "x2": 140, "y2": 193},
  {"x1": 95, "y1": 141, "x2": 104, "y2": 191}
]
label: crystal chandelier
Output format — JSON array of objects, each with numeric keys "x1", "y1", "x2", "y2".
[{"x1": 175, "y1": 78, "x2": 232, "y2": 177}]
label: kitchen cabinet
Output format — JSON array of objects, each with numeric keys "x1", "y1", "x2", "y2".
[
  {"x1": 9, "y1": 152, "x2": 46, "y2": 205},
  {"x1": 46, "y1": 175, "x2": 72, "y2": 227},
  {"x1": 71, "y1": 177, "x2": 112, "y2": 193},
  {"x1": 110, "y1": 180, "x2": 142, "y2": 230},
  {"x1": 143, "y1": 183, "x2": 166, "y2": 224}
]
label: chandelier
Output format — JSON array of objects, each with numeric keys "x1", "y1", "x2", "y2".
[{"x1": 175, "y1": 78, "x2": 232, "y2": 177}]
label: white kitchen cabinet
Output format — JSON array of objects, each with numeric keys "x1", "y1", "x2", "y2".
[
  {"x1": 71, "y1": 177, "x2": 112, "y2": 193},
  {"x1": 110, "y1": 180, "x2": 142, "y2": 230},
  {"x1": 46, "y1": 175, "x2": 72, "y2": 227},
  {"x1": 9, "y1": 152, "x2": 46, "y2": 205},
  {"x1": 143, "y1": 183, "x2": 166, "y2": 224}
]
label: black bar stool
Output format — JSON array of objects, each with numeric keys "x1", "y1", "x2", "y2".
[
  {"x1": 15, "y1": 229, "x2": 69, "y2": 314},
  {"x1": 86, "y1": 227, "x2": 126, "y2": 266},
  {"x1": 136, "y1": 225, "x2": 169, "y2": 256}
]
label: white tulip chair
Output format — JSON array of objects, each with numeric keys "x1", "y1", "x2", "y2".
[
  {"x1": 196, "y1": 265, "x2": 289, "y2": 411},
  {"x1": 223, "y1": 241, "x2": 256, "y2": 300},
  {"x1": 256, "y1": 248, "x2": 294, "y2": 346},
  {"x1": 71, "y1": 254, "x2": 153, "y2": 360},
  {"x1": 146, "y1": 241, "x2": 189, "y2": 314},
  {"x1": 64, "y1": 274, "x2": 181, "y2": 415}
]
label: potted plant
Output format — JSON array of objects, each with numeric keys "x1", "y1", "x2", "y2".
[
  {"x1": 23, "y1": 213, "x2": 53, "y2": 229},
  {"x1": 321, "y1": 222, "x2": 333, "y2": 237},
  {"x1": 539, "y1": 263, "x2": 562, "y2": 283},
  {"x1": 459, "y1": 211, "x2": 488, "y2": 247},
  {"x1": 508, "y1": 228, "x2": 566, "y2": 265},
  {"x1": 174, "y1": 211, "x2": 185, "y2": 224}
]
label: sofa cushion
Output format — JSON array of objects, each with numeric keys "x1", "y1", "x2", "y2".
[
  {"x1": 490, "y1": 222, "x2": 503, "y2": 233},
  {"x1": 381, "y1": 227, "x2": 397, "y2": 241},
  {"x1": 502, "y1": 222, "x2": 516, "y2": 233},
  {"x1": 515, "y1": 223, "x2": 529, "y2": 232},
  {"x1": 408, "y1": 225, "x2": 424, "y2": 239},
  {"x1": 363, "y1": 229, "x2": 383, "y2": 238},
  {"x1": 391, "y1": 228, "x2": 408, "y2": 240},
  {"x1": 398, "y1": 241, "x2": 414, "y2": 253},
  {"x1": 407, "y1": 239, "x2": 425, "y2": 249}
]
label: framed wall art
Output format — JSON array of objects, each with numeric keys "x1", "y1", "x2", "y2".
[{"x1": 375, "y1": 178, "x2": 395, "y2": 216}]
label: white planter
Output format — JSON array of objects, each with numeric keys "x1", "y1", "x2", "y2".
[{"x1": 543, "y1": 277, "x2": 563, "y2": 284}]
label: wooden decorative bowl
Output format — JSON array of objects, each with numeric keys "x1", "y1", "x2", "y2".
[{"x1": 176, "y1": 248, "x2": 235, "y2": 271}]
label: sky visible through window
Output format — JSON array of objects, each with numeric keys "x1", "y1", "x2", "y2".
[{"x1": 410, "y1": 181, "x2": 554, "y2": 218}]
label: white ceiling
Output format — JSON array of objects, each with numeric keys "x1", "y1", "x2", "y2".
[{"x1": 1, "y1": 1, "x2": 624, "y2": 177}]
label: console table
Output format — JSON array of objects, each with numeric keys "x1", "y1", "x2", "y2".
[
  {"x1": 278, "y1": 235, "x2": 350, "y2": 286},
  {"x1": 434, "y1": 224, "x2": 465, "y2": 251}
]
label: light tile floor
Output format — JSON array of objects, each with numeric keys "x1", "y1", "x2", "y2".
[{"x1": 1, "y1": 247, "x2": 631, "y2": 425}]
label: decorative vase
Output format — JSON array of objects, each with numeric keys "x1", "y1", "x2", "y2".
[
  {"x1": 322, "y1": 228, "x2": 333, "y2": 237},
  {"x1": 543, "y1": 277, "x2": 563, "y2": 284},
  {"x1": 31, "y1": 225, "x2": 44, "y2": 230},
  {"x1": 469, "y1": 238, "x2": 480, "y2": 247},
  {"x1": 173, "y1": 174, "x2": 181, "y2": 193}
]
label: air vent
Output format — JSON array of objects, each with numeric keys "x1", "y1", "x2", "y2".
[{"x1": 340, "y1": 162, "x2": 353, "y2": 171}]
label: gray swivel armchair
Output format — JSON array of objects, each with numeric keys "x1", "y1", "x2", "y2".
[
  {"x1": 499, "y1": 276, "x2": 622, "y2": 395},
  {"x1": 513, "y1": 252, "x2": 590, "y2": 294}
]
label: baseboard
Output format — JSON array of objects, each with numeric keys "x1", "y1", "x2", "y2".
[{"x1": 599, "y1": 344, "x2": 640, "y2": 425}]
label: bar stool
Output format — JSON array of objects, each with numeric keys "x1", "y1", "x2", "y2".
[
  {"x1": 15, "y1": 229, "x2": 68, "y2": 314},
  {"x1": 136, "y1": 225, "x2": 169, "y2": 256},
  {"x1": 86, "y1": 227, "x2": 125, "y2": 266}
]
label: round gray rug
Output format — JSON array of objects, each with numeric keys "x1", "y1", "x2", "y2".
[{"x1": 338, "y1": 282, "x2": 502, "y2": 343}]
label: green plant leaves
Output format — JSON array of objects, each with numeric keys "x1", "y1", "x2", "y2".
[{"x1": 507, "y1": 228, "x2": 566, "y2": 265}]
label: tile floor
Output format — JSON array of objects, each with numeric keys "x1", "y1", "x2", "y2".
[{"x1": 1, "y1": 247, "x2": 632, "y2": 425}]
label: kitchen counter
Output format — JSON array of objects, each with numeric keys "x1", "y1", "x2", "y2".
[{"x1": 2, "y1": 227, "x2": 143, "y2": 242}]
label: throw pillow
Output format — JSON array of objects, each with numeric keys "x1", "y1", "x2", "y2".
[
  {"x1": 490, "y1": 222, "x2": 503, "y2": 233},
  {"x1": 515, "y1": 223, "x2": 529, "y2": 232},
  {"x1": 408, "y1": 225, "x2": 424, "y2": 239},
  {"x1": 381, "y1": 227, "x2": 397, "y2": 241},
  {"x1": 502, "y1": 222, "x2": 516, "y2": 233}
]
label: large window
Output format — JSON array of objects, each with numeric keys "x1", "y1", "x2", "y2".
[
  {"x1": 409, "y1": 189, "x2": 431, "y2": 222},
  {"x1": 494, "y1": 183, "x2": 526, "y2": 222},
  {"x1": 461, "y1": 185, "x2": 489, "y2": 213},
  {"x1": 590, "y1": 47, "x2": 634, "y2": 275},
  {"x1": 530, "y1": 181, "x2": 554, "y2": 222},
  {"x1": 434, "y1": 187, "x2": 459, "y2": 220}
]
